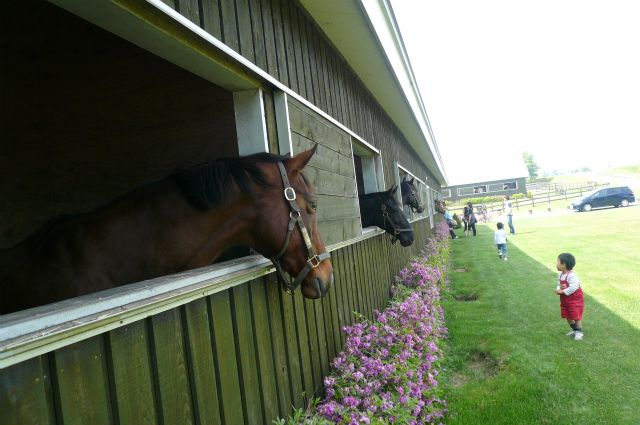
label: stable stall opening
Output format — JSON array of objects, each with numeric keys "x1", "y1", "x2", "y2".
[{"x1": 0, "y1": 1, "x2": 255, "y2": 311}]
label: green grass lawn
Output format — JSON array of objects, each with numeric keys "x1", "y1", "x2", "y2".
[
  {"x1": 442, "y1": 205, "x2": 640, "y2": 425},
  {"x1": 598, "y1": 164, "x2": 640, "y2": 179}
]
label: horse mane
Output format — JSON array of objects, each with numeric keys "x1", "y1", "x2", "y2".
[{"x1": 172, "y1": 152, "x2": 289, "y2": 210}]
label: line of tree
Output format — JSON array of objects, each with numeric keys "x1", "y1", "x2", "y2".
[{"x1": 523, "y1": 152, "x2": 591, "y2": 178}]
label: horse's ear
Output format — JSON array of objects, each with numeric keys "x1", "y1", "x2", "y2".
[
  {"x1": 410, "y1": 177, "x2": 415, "y2": 184},
  {"x1": 286, "y1": 144, "x2": 317, "y2": 173}
]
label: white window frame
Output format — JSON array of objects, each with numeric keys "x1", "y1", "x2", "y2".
[
  {"x1": 458, "y1": 187, "x2": 475, "y2": 196},
  {"x1": 352, "y1": 139, "x2": 384, "y2": 194},
  {"x1": 442, "y1": 189, "x2": 451, "y2": 198},
  {"x1": 394, "y1": 163, "x2": 428, "y2": 221}
]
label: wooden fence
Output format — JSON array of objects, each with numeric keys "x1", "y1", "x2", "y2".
[
  {"x1": 0, "y1": 217, "x2": 437, "y2": 425},
  {"x1": 447, "y1": 182, "x2": 610, "y2": 216}
]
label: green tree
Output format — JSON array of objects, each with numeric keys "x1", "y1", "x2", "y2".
[
  {"x1": 522, "y1": 151, "x2": 541, "y2": 179},
  {"x1": 581, "y1": 166, "x2": 591, "y2": 172}
]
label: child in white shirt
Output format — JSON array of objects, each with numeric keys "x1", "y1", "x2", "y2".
[{"x1": 494, "y1": 222, "x2": 508, "y2": 260}]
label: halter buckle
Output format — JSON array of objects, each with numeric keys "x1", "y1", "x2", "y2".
[
  {"x1": 284, "y1": 187, "x2": 296, "y2": 201},
  {"x1": 309, "y1": 255, "x2": 322, "y2": 268}
]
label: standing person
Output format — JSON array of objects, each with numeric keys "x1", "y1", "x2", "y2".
[
  {"x1": 463, "y1": 205, "x2": 470, "y2": 236},
  {"x1": 494, "y1": 222, "x2": 508, "y2": 260},
  {"x1": 504, "y1": 195, "x2": 515, "y2": 235},
  {"x1": 444, "y1": 207, "x2": 459, "y2": 239},
  {"x1": 555, "y1": 253, "x2": 584, "y2": 340},
  {"x1": 467, "y1": 202, "x2": 477, "y2": 236}
]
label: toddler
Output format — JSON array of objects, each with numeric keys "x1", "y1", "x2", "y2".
[
  {"x1": 494, "y1": 222, "x2": 508, "y2": 260},
  {"x1": 555, "y1": 253, "x2": 584, "y2": 340}
]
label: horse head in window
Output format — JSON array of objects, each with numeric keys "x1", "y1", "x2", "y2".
[
  {"x1": 401, "y1": 176, "x2": 424, "y2": 213},
  {"x1": 358, "y1": 186, "x2": 414, "y2": 246},
  {"x1": 0, "y1": 145, "x2": 333, "y2": 314},
  {"x1": 434, "y1": 199, "x2": 446, "y2": 214}
]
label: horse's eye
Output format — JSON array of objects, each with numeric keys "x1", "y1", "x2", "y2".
[{"x1": 309, "y1": 201, "x2": 318, "y2": 210}]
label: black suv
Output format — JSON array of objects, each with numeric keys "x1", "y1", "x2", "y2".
[{"x1": 572, "y1": 186, "x2": 635, "y2": 212}]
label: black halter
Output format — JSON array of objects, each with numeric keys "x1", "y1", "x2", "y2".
[
  {"x1": 406, "y1": 188, "x2": 424, "y2": 213},
  {"x1": 400, "y1": 182, "x2": 424, "y2": 213},
  {"x1": 381, "y1": 204, "x2": 413, "y2": 244},
  {"x1": 270, "y1": 162, "x2": 330, "y2": 294}
]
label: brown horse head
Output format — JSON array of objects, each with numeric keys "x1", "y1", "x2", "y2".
[{"x1": 255, "y1": 145, "x2": 334, "y2": 299}]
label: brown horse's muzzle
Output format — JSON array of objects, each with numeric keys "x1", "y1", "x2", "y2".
[{"x1": 302, "y1": 270, "x2": 334, "y2": 299}]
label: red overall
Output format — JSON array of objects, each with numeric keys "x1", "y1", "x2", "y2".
[{"x1": 560, "y1": 271, "x2": 584, "y2": 320}]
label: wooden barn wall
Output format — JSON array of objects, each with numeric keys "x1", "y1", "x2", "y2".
[
  {"x1": 287, "y1": 97, "x2": 361, "y2": 246},
  {"x1": 161, "y1": 0, "x2": 440, "y2": 191},
  {"x1": 0, "y1": 219, "x2": 433, "y2": 425},
  {"x1": 0, "y1": 1, "x2": 238, "y2": 248}
]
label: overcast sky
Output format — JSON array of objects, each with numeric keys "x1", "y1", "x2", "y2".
[{"x1": 391, "y1": 0, "x2": 640, "y2": 185}]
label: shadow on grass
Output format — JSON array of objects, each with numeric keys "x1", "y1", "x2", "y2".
[{"x1": 443, "y1": 223, "x2": 640, "y2": 425}]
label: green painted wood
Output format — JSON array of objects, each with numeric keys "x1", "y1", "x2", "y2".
[
  {"x1": 219, "y1": 0, "x2": 239, "y2": 53},
  {"x1": 305, "y1": 22, "x2": 321, "y2": 111},
  {"x1": 271, "y1": 0, "x2": 289, "y2": 85},
  {"x1": 303, "y1": 296, "x2": 321, "y2": 395},
  {"x1": 182, "y1": 298, "x2": 222, "y2": 425},
  {"x1": 236, "y1": 0, "x2": 255, "y2": 63},
  {"x1": 288, "y1": 105, "x2": 351, "y2": 157},
  {"x1": 352, "y1": 242, "x2": 366, "y2": 317},
  {"x1": 277, "y1": 287, "x2": 304, "y2": 408},
  {"x1": 315, "y1": 195, "x2": 359, "y2": 222},
  {"x1": 177, "y1": 0, "x2": 200, "y2": 25},
  {"x1": 296, "y1": 8, "x2": 315, "y2": 103},
  {"x1": 282, "y1": 0, "x2": 300, "y2": 94},
  {"x1": 365, "y1": 238, "x2": 378, "y2": 319},
  {"x1": 0, "y1": 355, "x2": 55, "y2": 425},
  {"x1": 248, "y1": 277, "x2": 279, "y2": 423},
  {"x1": 301, "y1": 164, "x2": 357, "y2": 197},
  {"x1": 149, "y1": 309, "x2": 194, "y2": 425},
  {"x1": 260, "y1": 0, "x2": 279, "y2": 79},
  {"x1": 323, "y1": 286, "x2": 339, "y2": 363},
  {"x1": 317, "y1": 217, "x2": 361, "y2": 248},
  {"x1": 249, "y1": 0, "x2": 267, "y2": 70},
  {"x1": 51, "y1": 336, "x2": 113, "y2": 425},
  {"x1": 334, "y1": 248, "x2": 349, "y2": 348},
  {"x1": 319, "y1": 36, "x2": 333, "y2": 117},
  {"x1": 231, "y1": 283, "x2": 263, "y2": 424},
  {"x1": 209, "y1": 290, "x2": 245, "y2": 425},
  {"x1": 264, "y1": 275, "x2": 292, "y2": 418},
  {"x1": 106, "y1": 320, "x2": 158, "y2": 425},
  {"x1": 344, "y1": 244, "x2": 358, "y2": 324},
  {"x1": 312, "y1": 300, "x2": 330, "y2": 383},
  {"x1": 292, "y1": 290, "x2": 314, "y2": 401},
  {"x1": 200, "y1": 0, "x2": 221, "y2": 40},
  {"x1": 328, "y1": 250, "x2": 344, "y2": 354}
]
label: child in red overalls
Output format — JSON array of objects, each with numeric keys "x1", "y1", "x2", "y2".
[{"x1": 555, "y1": 253, "x2": 584, "y2": 340}]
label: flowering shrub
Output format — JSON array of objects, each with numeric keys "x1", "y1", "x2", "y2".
[{"x1": 274, "y1": 223, "x2": 452, "y2": 425}]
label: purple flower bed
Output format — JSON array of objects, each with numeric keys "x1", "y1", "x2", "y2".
[{"x1": 275, "y1": 222, "x2": 452, "y2": 425}]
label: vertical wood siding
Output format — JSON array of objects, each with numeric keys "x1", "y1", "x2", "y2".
[
  {"x1": 0, "y1": 219, "x2": 436, "y2": 425},
  {"x1": 157, "y1": 0, "x2": 440, "y2": 191}
]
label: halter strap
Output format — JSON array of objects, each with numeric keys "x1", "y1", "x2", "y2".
[
  {"x1": 270, "y1": 162, "x2": 330, "y2": 294},
  {"x1": 381, "y1": 204, "x2": 413, "y2": 244}
]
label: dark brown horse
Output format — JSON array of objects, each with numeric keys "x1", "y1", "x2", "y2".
[
  {"x1": 401, "y1": 176, "x2": 424, "y2": 213},
  {"x1": 434, "y1": 199, "x2": 446, "y2": 214},
  {"x1": 358, "y1": 186, "x2": 414, "y2": 246},
  {"x1": 0, "y1": 146, "x2": 333, "y2": 315}
]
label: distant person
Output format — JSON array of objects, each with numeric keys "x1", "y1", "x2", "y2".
[
  {"x1": 444, "y1": 207, "x2": 459, "y2": 239},
  {"x1": 467, "y1": 202, "x2": 477, "y2": 236},
  {"x1": 463, "y1": 205, "x2": 470, "y2": 236},
  {"x1": 494, "y1": 222, "x2": 508, "y2": 260},
  {"x1": 555, "y1": 253, "x2": 584, "y2": 341},
  {"x1": 504, "y1": 195, "x2": 515, "y2": 235}
]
